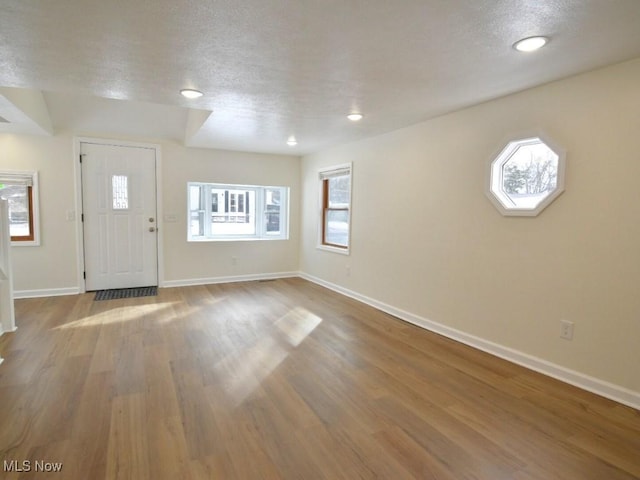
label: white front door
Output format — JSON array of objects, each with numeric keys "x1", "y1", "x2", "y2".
[{"x1": 81, "y1": 142, "x2": 158, "y2": 291}]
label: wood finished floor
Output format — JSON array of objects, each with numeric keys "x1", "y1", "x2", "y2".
[{"x1": 0, "y1": 278, "x2": 638, "y2": 479}]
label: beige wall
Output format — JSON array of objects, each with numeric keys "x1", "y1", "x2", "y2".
[
  {"x1": 300, "y1": 58, "x2": 640, "y2": 395},
  {"x1": 0, "y1": 134, "x2": 300, "y2": 292},
  {"x1": 161, "y1": 144, "x2": 300, "y2": 283},
  {"x1": 0, "y1": 134, "x2": 78, "y2": 293}
]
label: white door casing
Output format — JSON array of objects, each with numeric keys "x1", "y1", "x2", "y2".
[{"x1": 81, "y1": 142, "x2": 158, "y2": 290}]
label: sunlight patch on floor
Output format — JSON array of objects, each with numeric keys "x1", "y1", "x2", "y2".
[
  {"x1": 214, "y1": 336, "x2": 288, "y2": 406},
  {"x1": 53, "y1": 302, "x2": 177, "y2": 330},
  {"x1": 274, "y1": 306, "x2": 323, "y2": 347},
  {"x1": 215, "y1": 306, "x2": 322, "y2": 406}
]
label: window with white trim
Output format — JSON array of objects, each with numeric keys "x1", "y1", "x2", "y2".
[
  {"x1": 188, "y1": 182, "x2": 289, "y2": 241},
  {"x1": 319, "y1": 164, "x2": 351, "y2": 252},
  {"x1": 0, "y1": 170, "x2": 39, "y2": 245},
  {"x1": 487, "y1": 136, "x2": 565, "y2": 216}
]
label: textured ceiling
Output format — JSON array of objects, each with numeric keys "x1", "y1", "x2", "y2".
[{"x1": 1, "y1": 0, "x2": 640, "y2": 155}]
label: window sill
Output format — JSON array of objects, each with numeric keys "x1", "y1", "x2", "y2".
[
  {"x1": 11, "y1": 240, "x2": 40, "y2": 247},
  {"x1": 188, "y1": 236, "x2": 288, "y2": 243},
  {"x1": 316, "y1": 244, "x2": 350, "y2": 256}
]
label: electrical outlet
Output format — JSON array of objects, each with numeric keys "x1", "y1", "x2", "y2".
[
  {"x1": 560, "y1": 320, "x2": 574, "y2": 340},
  {"x1": 231, "y1": 256, "x2": 237, "y2": 266},
  {"x1": 346, "y1": 264, "x2": 351, "y2": 276}
]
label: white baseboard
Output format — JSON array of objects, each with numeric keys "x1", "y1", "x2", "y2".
[
  {"x1": 12, "y1": 272, "x2": 300, "y2": 296},
  {"x1": 299, "y1": 272, "x2": 640, "y2": 411},
  {"x1": 0, "y1": 324, "x2": 18, "y2": 367},
  {"x1": 161, "y1": 271, "x2": 300, "y2": 289},
  {"x1": 14, "y1": 287, "x2": 80, "y2": 299},
  {"x1": 0, "y1": 324, "x2": 18, "y2": 366},
  {"x1": 0, "y1": 325, "x2": 17, "y2": 335}
]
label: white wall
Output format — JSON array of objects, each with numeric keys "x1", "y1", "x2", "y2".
[
  {"x1": 300, "y1": 58, "x2": 640, "y2": 399},
  {"x1": 0, "y1": 134, "x2": 300, "y2": 293}
]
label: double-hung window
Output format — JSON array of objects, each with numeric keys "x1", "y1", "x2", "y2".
[
  {"x1": 188, "y1": 182, "x2": 289, "y2": 241},
  {"x1": 0, "y1": 170, "x2": 39, "y2": 245},
  {"x1": 319, "y1": 164, "x2": 351, "y2": 252}
]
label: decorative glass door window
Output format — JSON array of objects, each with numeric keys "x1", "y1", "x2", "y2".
[{"x1": 112, "y1": 175, "x2": 129, "y2": 210}]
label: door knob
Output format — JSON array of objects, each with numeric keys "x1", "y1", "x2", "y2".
[
  {"x1": 149, "y1": 217, "x2": 155, "y2": 222},
  {"x1": 149, "y1": 227, "x2": 156, "y2": 232}
]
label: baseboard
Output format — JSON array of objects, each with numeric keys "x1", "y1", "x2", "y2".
[
  {"x1": 0, "y1": 326, "x2": 18, "y2": 368},
  {"x1": 0, "y1": 325, "x2": 17, "y2": 335},
  {"x1": 13, "y1": 272, "x2": 300, "y2": 295},
  {"x1": 14, "y1": 287, "x2": 80, "y2": 299},
  {"x1": 161, "y1": 271, "x2": 300, "y2": 288},
  {"x1": 299, "y1": 272, "x2": 640, "y2": 411}
]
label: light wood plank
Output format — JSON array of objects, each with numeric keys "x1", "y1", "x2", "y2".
[{"x1": 0, "y1": 278, "x2": 637, "y2": 479}]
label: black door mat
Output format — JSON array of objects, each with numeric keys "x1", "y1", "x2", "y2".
[{"x1": 94, "y1": 286, "x2": 158, "y2": 301}]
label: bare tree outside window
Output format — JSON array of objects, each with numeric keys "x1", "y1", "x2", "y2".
[
  {"x1": 488, "y1": 136, "x2": 565, "y2": 216},
  {"x1": 502, "y1": 143, "x2": 558, "y2": 206}
]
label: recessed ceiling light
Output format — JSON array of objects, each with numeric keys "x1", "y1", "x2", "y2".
[
  {"x1": 347, "y1": 113, "x2": 364, "y2": 121},
  {"x1": 180, "y1": 89, "x2": 204, "y2": 99},
  {"x1": 287, "y1": 137, "x2": 297, "y2": 146},
  {"x1": 513, "y1": 36, "x2": 549, "y2": 52}
]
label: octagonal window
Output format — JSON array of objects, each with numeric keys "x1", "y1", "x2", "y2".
[{"x1": 488, "y1": 136, "x2": 565, "y2": 216}]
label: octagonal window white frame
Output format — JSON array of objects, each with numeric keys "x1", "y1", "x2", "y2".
[{"x1": 486, "y1": 134, "x2": 566, "y2": 217}]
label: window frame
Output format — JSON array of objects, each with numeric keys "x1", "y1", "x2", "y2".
[
  {"x1": 0, "y1": 170, "x2": 40, "y2": 246},
  {"x1": 318, "y1": 163, "x2": 352, "y2": 254},
  {"x1": 486, "y1": 134, "x2": 566, "y2": 217},
  {"x1": 187, "y1": 182, "x2": 289, "y2": 242}
]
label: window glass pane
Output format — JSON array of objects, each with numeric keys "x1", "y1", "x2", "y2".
[
  {"x1": 189, "y1": 185, "x2": 202, "y2": 210},
  {"x1": 500, "y1": 143, "x2": 559, "y2": 209},
  {"x1": 189, "y1": 185, "x2": 204, "y2": 236},
  {"x1": 211, "y1": 190, "x2": 256, "y2": 235},
  {"x1": 112, "y1": 175, "x2": 129, "y2": 210},
  {"x1": 211, "y1": 189, "x2": 224, "y2": 223},
  {"x1": 325, "y1": 210, "x2": 349, "y2": 247},
  {"x1": 266, "y1": 209, "x2": 280, "y2": 233},
  {"x1": 0, "y1": 184, "x2": 30, "y2": 238},
  {"x1": 211, "y1": 193, "x2": 218, "y2": 213},
  {"x1": 190, "y1": 211, "x2": 204, "y2": 236},
  {"x1": 265, "y1": 188, "x2": 281, "y2": 234},
  {"x1": 328, "y1": 175, "x2": 350, "y2": 207}
]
